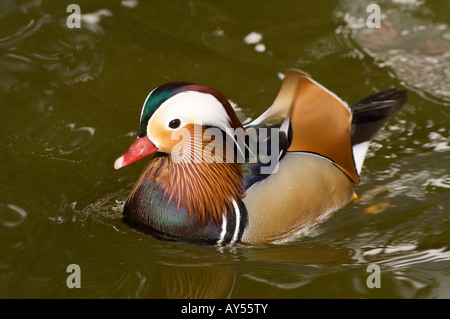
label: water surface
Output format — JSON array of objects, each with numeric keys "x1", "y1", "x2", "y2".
[{"x1": 1, "y1": 0, "x2": 449, "y2": 298}]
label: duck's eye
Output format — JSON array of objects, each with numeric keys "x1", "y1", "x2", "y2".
[{"x1": 168, "y1": 119, "x2": 181, "y2": 129}]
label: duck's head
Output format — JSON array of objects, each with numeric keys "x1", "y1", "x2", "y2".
[{"x1": 114, "y1": 82, "x2": 243, "y2": 169}]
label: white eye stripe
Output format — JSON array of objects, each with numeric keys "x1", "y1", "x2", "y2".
[{"x1": 148, "y1": 91, "x2": 232, "y2": 139}]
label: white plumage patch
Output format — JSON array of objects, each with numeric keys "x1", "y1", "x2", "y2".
[
  {"x1": 149, "y1": 91, "x2": 232, "y2": 133},
  {"x1": 217, "y1": 214, "x2": 228, "y2": 246},
  {"x1": 230, "y1": 199, "x2": 241, "y2": 246},
  {"x1": 352, "y1": 141, "x2": 370, "y2": 175}
]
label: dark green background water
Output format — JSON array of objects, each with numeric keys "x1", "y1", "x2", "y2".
[{"x1": 1, "y1": 0, "x2": 450, "y2": 298}]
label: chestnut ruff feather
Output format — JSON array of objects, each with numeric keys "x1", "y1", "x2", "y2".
[{"x1": 126, "y1": 125, "x2": 244, "y2": 225}]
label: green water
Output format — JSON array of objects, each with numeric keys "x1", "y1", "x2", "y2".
[{"x1": 1, "y1": 0, "x2": 450, "y2": 298}]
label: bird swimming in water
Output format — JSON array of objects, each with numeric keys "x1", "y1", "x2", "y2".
[{"x1": 114, "y1": 69, "x2": 407, "y2": 246}]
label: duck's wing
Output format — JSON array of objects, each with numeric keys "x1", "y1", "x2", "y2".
[
  {"x1": 241, "y1": 117, "x2": 290, "y2": 190},
  {"x1": 250, "y1": 69, "x2": 359, "y2": 184}
]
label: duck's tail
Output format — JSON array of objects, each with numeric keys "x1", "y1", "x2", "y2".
[{"x1": 350, "y1": 88, "x2": 408, "y2": 174}]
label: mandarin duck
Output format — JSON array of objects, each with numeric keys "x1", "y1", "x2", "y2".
[{"x1": 114, "y1": 69, "x2": 407, "y2": 246}]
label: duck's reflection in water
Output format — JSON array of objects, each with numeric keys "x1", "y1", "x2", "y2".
[
  {"x1": 149, "y1": 242, "x2": 361, "y2": 298},
  {"x1": 160, "y1": 265, "x2": 236, "y2": 299}
]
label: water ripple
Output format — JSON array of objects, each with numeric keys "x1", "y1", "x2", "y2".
[
  {"x1": 335, "y1": 0, "x2": 450, "y2": 105},
  {"x1": 0, "y1": 1, "x2": 108, "y2": 118},
  {"x1": 0, "y1": 204, "x2": 28, "y2": 228},
  {"x1": 382, "y1": 247, "x2": 450, "y2": 269}
]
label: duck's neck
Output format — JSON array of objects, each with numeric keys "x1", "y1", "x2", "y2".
[{"x1": 125, "y1": 130, "x2": 244, "y2": 226}]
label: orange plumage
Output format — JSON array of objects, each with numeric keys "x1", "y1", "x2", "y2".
[{"x1": 127, "y1": 125, "x2": 243, "y2": 225}]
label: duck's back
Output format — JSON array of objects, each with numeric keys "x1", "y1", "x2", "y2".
[{"x1": 239, "y1": 69, "x2": 407, "y2": 244}]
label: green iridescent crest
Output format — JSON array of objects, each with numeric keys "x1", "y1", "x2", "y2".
[{"x1": 138, "y1": 82, "x2": 192, "y2": 137}]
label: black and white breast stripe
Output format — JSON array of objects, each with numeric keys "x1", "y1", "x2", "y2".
[{"x1": 216, "y1": 199, "x2": 248, "y2": 247}]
